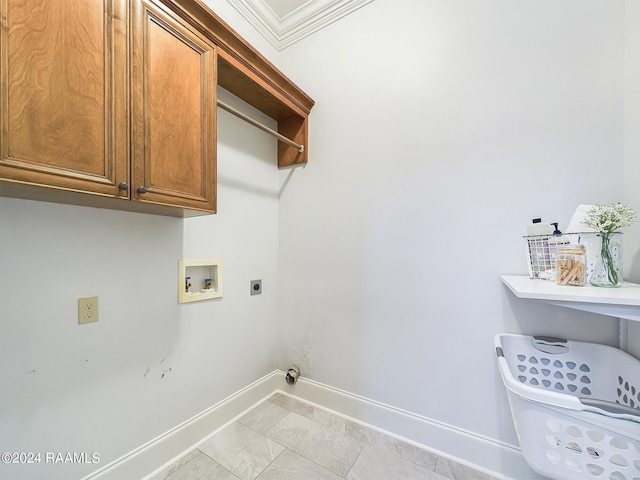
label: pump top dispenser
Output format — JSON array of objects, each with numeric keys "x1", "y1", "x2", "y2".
[{"x1": 527, "y1": 218, "x2": 553, "y2": 236}]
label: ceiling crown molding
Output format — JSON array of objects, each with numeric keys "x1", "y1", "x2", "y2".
[{"x1": 226, "y1": 0, "x2": 374, "y2": 50}]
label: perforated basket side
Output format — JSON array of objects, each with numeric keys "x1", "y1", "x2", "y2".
[
  {"x1": 495, "y1": 334, "x2": 640, "y2": 422},
  {"x1": 506, "y1": 391, "x2": 640, "y2": 480},
  {"x1": 496, "y1": 335, "x2": 586, "y2": 412}
]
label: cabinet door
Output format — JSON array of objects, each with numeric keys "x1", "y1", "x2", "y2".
[
  {"x1": 0, "y1": 0, "x2": 128, "y2": 197},
  {"x1": 130, "y1": 0, "x2": 216, "y2": 213}
]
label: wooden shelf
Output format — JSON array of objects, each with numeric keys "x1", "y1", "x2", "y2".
[
  {"x1": 160, "y1": 0, "x2": 315, "y2": 168},
  {"x1": 501, "y1": 275, "x2": 640, "y2": 322}
]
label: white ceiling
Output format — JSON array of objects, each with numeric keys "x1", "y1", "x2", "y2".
[
  {"x1": 226, "y1": 0, "x2": 374, "y2": 50},
  {"x1": 265, "y1": 0, "x2": 311, "y2": 19}
]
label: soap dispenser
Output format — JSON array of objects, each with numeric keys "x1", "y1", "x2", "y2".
[{"x1": 527, "y1": 218, "x2": 553, "y2": 236}]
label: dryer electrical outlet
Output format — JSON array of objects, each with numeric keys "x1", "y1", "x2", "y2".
[{"x1": 250, "y1": 280, "x2": 262, "y2": 295}]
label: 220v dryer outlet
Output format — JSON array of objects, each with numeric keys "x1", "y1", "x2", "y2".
[{"x1": 78, "y1": 297, "x2": 99, "y2": 325}]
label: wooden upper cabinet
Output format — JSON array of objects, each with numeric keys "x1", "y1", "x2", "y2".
[
  {"x1": 130, "y1": 0, "x2": 216, "y2": 213},
  {"x1": 0, "y1": 0, "x2": 313, "y2": 216},
  {"x1": 0, "y1": 0, "x2": 128, "y2": 198}
]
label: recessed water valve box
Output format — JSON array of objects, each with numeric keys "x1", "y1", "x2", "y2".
[{"x1": 178, "y1": 259, "x2": 223, "y2": 304}]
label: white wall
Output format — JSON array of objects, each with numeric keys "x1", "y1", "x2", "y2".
[
  {"x1": 1, "y1": 1, "x2": 636, "y2": 479},
  {"x1": 277, "y1": 0, "x2": 627, "y2": 465},
  {"x1": 0, "y1": 84, "x2": 280, "y2": 479},
  {"x1": 624, "y1": 0, "x2": 640, "y2": 358},
  {"x1": 0, "y1": 3, "x2": 281, "y2": 479}
]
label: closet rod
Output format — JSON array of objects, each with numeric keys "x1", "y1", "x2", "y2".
[{"x1": 217, "y1": 100, "x2": 304, "y2": 152}]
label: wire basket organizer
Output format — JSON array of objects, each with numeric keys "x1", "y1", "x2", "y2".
[
  {"x1": 495, "y1": 334, "x2": 640, "y2": 480},
  {"x1": 524, "y1": 233, "x2": 621, "y2": 282},
  {"x1": 524, "y1": 234, "x2": 571, "y2": 280}
]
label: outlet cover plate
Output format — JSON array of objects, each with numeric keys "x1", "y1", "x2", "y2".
[
  {"x1": 78, "y1": 296, "x2": 99, "y2": 325},
  {"x1": 250, "y1": 279, "x2": 262, "y2": 295}
]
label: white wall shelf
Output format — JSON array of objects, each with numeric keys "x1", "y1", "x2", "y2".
[
  {"x1": 501, "y1": 275, "x2": 640, "y2": 322},
  {"x1": 179, "y1": 259, "x2": 223, "y2": 304}
]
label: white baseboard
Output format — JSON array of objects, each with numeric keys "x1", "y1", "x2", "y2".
[
  {"x1": 278, "y1": 374, "x2": 546, "y2": 480},
  {"x1": 83, "y1": 370, "x2": 543, "y2": 480},
  {"x1": 82, "y1": 371, "x2": 281, "y2": 480}
]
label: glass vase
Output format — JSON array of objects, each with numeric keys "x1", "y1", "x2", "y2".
[{"x1": 590, "y1": 233, "x2": 622, "y2": 287}]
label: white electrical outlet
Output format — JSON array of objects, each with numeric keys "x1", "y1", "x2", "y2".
[{"x1": 78, "y1": 296, "x2": 99, "y2": 325}]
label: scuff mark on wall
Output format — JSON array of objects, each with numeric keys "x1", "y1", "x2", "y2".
[
  {"x1": 142, "y1": 363, "x2": 173, "y2": 380},
  {"x1": 160, "y1": 350, "x2": 172, "y2": 364},
  {"x1": 287, "y1": 345, "x2": 313, "y2": 378},
  {"x1": 142, "y1": 351, "x2": 175, "y2": 380},
  {"x1": 160, "y1": 351, "x2": 173, "y2": 379}
]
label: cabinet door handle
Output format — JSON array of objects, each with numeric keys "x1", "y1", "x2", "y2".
[
  {"x1": 137, "y1": 186, "x2": 147, "y2": 194},
  {"x1": 118, "y1": 182, "x2": 129, "y2": 191}
]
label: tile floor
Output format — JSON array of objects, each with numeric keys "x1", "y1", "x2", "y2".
[{"x1": 150, "y1": 393, "x2": 499, "y2": 480}]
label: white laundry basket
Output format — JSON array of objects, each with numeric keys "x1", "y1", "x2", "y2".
[{"x1": 495, "y1": 334, "x2": 640, "y2": 480}]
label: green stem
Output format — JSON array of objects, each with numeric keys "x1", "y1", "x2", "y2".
[{"x1": 601, "y1": 233, "x2": 618, "y2": 285}]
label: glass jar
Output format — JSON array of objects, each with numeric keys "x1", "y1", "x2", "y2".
[
  {"x1": 590, "y1": 233, "x2": 623, "y2": 288},
  {"x1": 556, "y1": 245, "x2": 586, "y2": 286}
]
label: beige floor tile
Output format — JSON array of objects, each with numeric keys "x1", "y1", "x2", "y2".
[
  {"x1": 347, "y1": 445, "x2": 448, "y2": 480},
  {"x1": 149, "y1": 450, "x2": 201, "y2": 480},
  {"x1": 269, "y1": 393, "x2": 346, "y2": 430},
  {"x1": 267, "y1": 412, "x2": 362, "y2": 477},
  {"x1": 152, "y1": 395, "x2": 497, "y2": 480},
  {"x1": 435, "y1": 456, "x2": 500, "y2": 480},
  {"x1": 255, "y1": 448, "x2": 343, "y2": 480},
  {"x1": 341, "y1": 420, "x2": 438, "y2": 470},
  {"x1": 199, "y1": 422, "x2": 283, "y2": 480},
  {"x1": 238, "y1": 399, "x2": 289, "y2": 434},
  {"x1": 153, "y1": 451, "x2": 239, "y2": 480}
]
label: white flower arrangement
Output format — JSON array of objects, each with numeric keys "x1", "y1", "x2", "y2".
[{"x1": 581, "y1": 203, "x2": 637, "y2": 234}]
